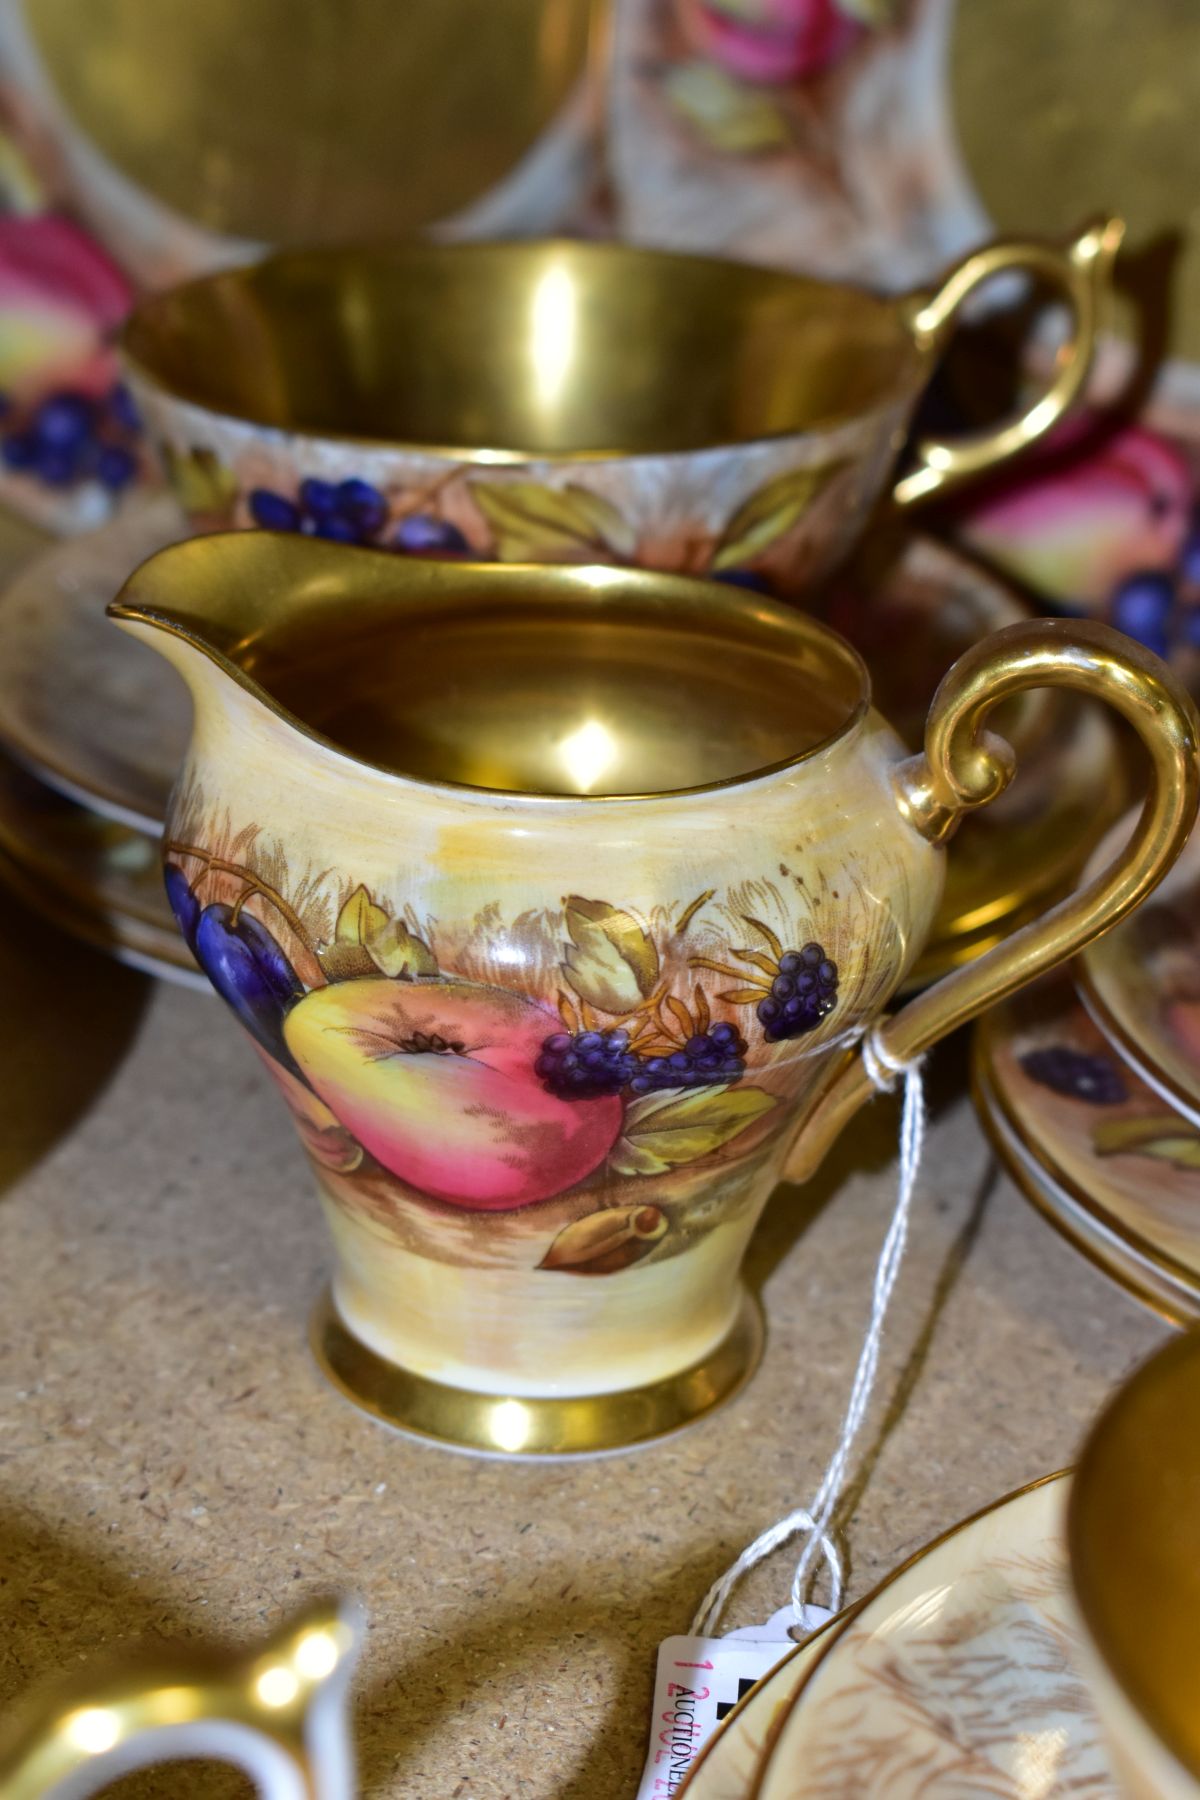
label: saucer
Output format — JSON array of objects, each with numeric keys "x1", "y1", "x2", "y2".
[
  {"x1": 1079, "y1": 813, "x2": 1200, "y2": 1128},
  {"x1": 0, "y1": 754, "x2": 202, "y2": 988},
  {"x1": 973, "y1": 976, "x2": 1200, "y2": 1324},
  {"x1": 755, "y1": 1475, "x2": 1117, "y2": 1799},
  {"x1": 0, "y1": 492, "x2": 189, "y2": 831},
  {"x1": 678, "y1": 1625, "x2": 841, "y2": 1800}
]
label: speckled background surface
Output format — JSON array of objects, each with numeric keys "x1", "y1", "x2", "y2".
[{"x1": 0, "y1": 880, "x2": 1168, "y2": 1798}]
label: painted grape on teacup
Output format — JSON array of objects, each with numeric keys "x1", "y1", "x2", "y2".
[
  {"x1": 157, "y1": 445, "x2": 855, "y2": 597},
  {"x1": 161, "y1": 816, "x2": 872, "y2": 1274}
]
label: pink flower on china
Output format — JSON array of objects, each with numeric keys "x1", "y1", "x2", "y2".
[
  {"x1": 677, "y1": 0, "x2": 863, "y2": 84},
  {"x1": 955, "y1": 416, "x2": 1192, "y2": 610},
  {"x1": 0, "y1": 213, "x2": 133, "y2": 402}
]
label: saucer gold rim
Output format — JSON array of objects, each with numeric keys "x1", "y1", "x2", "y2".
[
  {"x1": 0, "y1": 843, "x2": 205, "y2": 989},
  {"x1": 973, "y1": 1054, "x2": 1198, "y2": 1327},
  {"x1": 677, "y1": 1608, "x2": 861, "y2": 1799},
  {"x1": 748, "y1": 1472, "x2": 1074, "y2": 1800},
  {"x1": 972, "y1": 1000, "x2": 1200, "y2": 1324},
  {"x1": 0, "y1": 494, "x2": 189, "y2": 834},
  {"x1": 1077, "y1": 811, "x2": 1200, "y2": 1128},
  {"x1": 1077, "y1": 972, "x2": 1200, "y2": 1131},
  {"x1": 310, "y1": 1284, "x2": 764, "y2": 1457},
  {"x1": 0, "y1": 753, "x2": 201, "y2": 987}
]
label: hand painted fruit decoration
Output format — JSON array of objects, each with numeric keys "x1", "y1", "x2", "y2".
[
  {"x1": 0, "y1": 213, "x2": 132, "y2": 402},
  {"x1": 1019, "y1": 1044, "x2": 1129, "y2": 1105},
  {"x1": 165, "y1": 866, "x2": 305, "y2": 1071},
  {"x1": 162, "y1": 857, "x2": 826, "y2": 1235},
  {"x1": 194, "y1": 904, "x2": 306, "y2": 1068},
  {"x1": 955, "y1": 420, "x2": 1192, "y2": 611},
  {"x1": 539, "y1": 1204, "x2": 669, "y2": 1274},
  {"x1": 284, "y1": 977, "x2": 624, "y2": 1210},
  {"x1": 678, "y1": 0, "x2": 863, "y2": 84},
  {"x1": 0, "y1": 214, "x2": 143, "y2": 498},
  {"x1": 255, "y1": 1052, "x2": 363, "y2": 1174}
]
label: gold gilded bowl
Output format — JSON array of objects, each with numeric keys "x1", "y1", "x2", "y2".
[
  {"x1": 123, "y1": 224, "x2": 1120, "y2": 597},
  {"x1": 13, "y1": 0, "x2": 601, "y2": 256},
  {"x1": 1070, "y1": 1331, "x2": 1200, "y2": 1796}
]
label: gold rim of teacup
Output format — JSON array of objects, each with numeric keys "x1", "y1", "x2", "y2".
[
  {"x1": 108, "y1": 534, "x2": 872, "y2": 802},
  {"x1": 120, "y1": 238, "x2": 927, "y2": 463}
]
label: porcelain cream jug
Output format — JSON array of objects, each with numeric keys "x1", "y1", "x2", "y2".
[{"x1": 111, "y1": 535, "x2": 1199, "y2": 1454}]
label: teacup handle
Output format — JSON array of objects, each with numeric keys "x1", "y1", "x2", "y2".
[
  {"x1": 891, "y1": 215, "x2": 1124, "y2": 510},
  {"x1": 784, "y1": 619, "x2": 1199, "y2": 1183},
  {"x1": 0, "y1": 1602, "x2": 360, "y2": 1800}
]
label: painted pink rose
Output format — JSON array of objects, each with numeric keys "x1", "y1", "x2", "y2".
[
  {"x1": 284, "y1": 977, "x2": 623, "y2": 1210},
  {"x1": 679, "y1": 0, "x2": 863, "y2": 84},
  {"x1": 0, "y1": 213, "x2": 133, "y2": 402},
  {"x1": 955, "y1": 417, "x2": 1192, "y2": 610}
]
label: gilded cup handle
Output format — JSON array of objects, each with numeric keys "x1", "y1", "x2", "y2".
[
  {"x1": 784, "y1": 619, "x2": 1200, "y2": 1183},
  {"x1": 0, "y1": 1600, "x2": 361, "y2": 1800},
  {"x1": 891, "y1": 215, "x2": 1124, "y2": 509}
]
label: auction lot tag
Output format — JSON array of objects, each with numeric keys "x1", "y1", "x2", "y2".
[{"x1": 636, "y1": 1605, "x2": 832, "y2": 1799}]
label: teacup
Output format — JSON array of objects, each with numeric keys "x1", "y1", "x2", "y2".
[
  {"x1": 1070, "y1": 1331, "x2": 1200, "y2": 1798},
  {"x1": 110, "y1": 536, "x2": 1197, "y2": 1454},
  {"x1": 121, "y1": 224, "x2": 1120, "y2": 599}
]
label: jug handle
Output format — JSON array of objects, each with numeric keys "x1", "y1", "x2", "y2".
[
  {"x1": 783, "y1": 619, "x2": 1200, "y2": 1185},
  {"x1": 890, "y1": 214, "x2": 1123, "y2": 510},
  {"x1": 0, "y1": 1600, "x2": 361, "y2": 1800}
]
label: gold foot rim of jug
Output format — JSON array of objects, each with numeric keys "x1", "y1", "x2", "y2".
[{"x1": 309, "y1": 1287, "x2": 764, "y2": 1458}]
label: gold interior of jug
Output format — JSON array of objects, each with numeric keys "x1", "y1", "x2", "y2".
[
  {"x1": 121, "y1": 241, "x2": 922, "y2": 457},
  {"x1": 109, "y1": 536, "x2": 869, "y2": 797}
]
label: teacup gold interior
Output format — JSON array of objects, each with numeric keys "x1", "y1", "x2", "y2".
[
  {"x1": 111, "y1": 538, "x2": 867, "y2": 797},
  {"x1": 122, "y1": 242, "x2": 921, "y2": 456}
]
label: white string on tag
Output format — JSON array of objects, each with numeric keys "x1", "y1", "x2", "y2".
[{"x1": 690, "y1": 1027, "x2": 926, "y2": 1639}]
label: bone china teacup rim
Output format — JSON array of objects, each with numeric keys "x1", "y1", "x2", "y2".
[
  {"x1": 118, "y1": 236, "x2": 929, "y2": 461},
  {"x1": 108, "y1": 535, "x2": 872, "y2": 803}
]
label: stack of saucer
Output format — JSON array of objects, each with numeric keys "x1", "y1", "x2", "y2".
[
  {"x1": 974, "y1": 816, "x2": 1200, "y2": 1323},
  {"x1": 0, "y1": 494, "x2": 203, "y2": 986}
]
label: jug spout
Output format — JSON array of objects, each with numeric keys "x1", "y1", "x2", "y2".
[
  {"x1": 107, "y1": 530, "x2": 297, "y2": 724},
  {"x1": 107, "y1": 528, "x2": 480, "y2": 767}
]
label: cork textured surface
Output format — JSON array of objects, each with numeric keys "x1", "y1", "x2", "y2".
[{"x1": 0, "y1": 880, "x2": 1167, "y2": 1798}]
